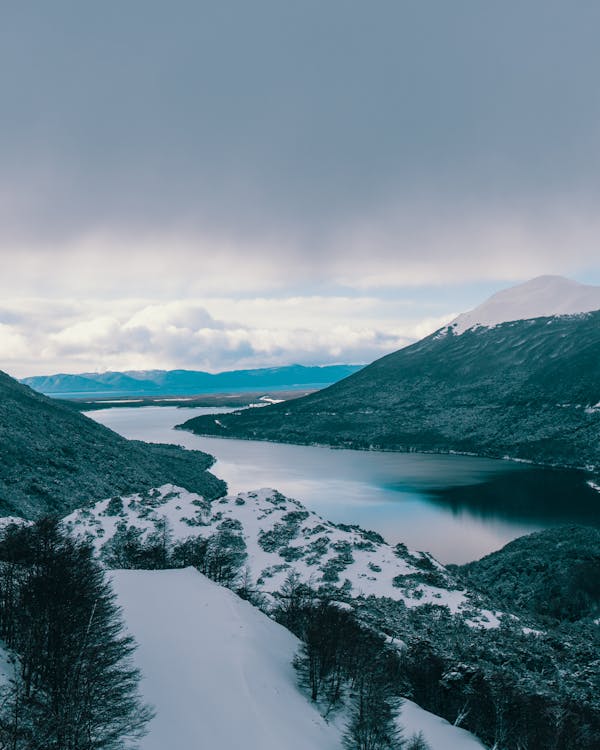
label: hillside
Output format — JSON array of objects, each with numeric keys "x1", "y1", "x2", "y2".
[
  {"x1": 456, "y1": 526, "x2": 600, "y2": 622},
  {"x1": 66, "y1": 485, "x2": 600, "y2": 749},
  {"x1": 0, "y1": 371, "x2": 225, "y2": 518},
  {"x1": 64, "y1": 484, "x2": 499, "y2": 625},
  {"x1": 21, "y1": 364, "x2": 363, "y2": 397},
  {"x1": 180, "y1": 308, "x2": 600, "y2": 469},
  {"x1": 113, "y1": 568, "x2": 486, "y2": 750}
]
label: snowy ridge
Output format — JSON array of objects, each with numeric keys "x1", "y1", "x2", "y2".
[
  {"x1": 446, "y1": 275, "x2": 600, "y2": 335},
  {"x1": 64, "y1": 484, "x2": 501, "y2": 626},
  {"x1": 114, "y1": 568, "x2": 487, "y2": 750}
]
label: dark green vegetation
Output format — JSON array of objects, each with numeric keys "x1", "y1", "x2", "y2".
[
  {"x1": 0, "y1": 519, "x2": 152, "y2": 749},
  {"x1": 0, "y1": 370, "x2": 225, "y2": 518},
  {"x1": 277, "y1": 569, "x2": 600, "y2": 750},
  {"x1": 22, "y1": 364, "x2": 363, "y2": 397},
  {"x1": 276, "y1": 584, "x2": 418, "y2": 750},
  {"x1": 181, "y1": 312, "x2": 600, "y2": 469},
  {"x1": 455, "y1": 525, "x2": 600, "y2": 623},
  {"x1": 354, "y1": 597, "x2": 600, "y2": 750}
]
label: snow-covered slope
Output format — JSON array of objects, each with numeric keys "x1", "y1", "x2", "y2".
[
  {"x1": 113, "y1": 568, "x2": 487, "y2": 750},
  {"x1": 65, "y1": 484, "x2": 500, "y2": 626},
  {"x1": 401, "y1": 700, "x2": 486, "y2": 750},
  {"x1": 448, "y1": 275, "x2": 600, "y2": 334},
  {"x1": 112, "y1": 569, "x2": 341, "y2": 750}
]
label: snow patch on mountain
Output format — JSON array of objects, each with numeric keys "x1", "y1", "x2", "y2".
[
  {"x1": 64, "y1": 484, "x2": 499, "y2": 625},
  {"x1": 447, "y1": 276, "x2": 600, "y2": 335}
]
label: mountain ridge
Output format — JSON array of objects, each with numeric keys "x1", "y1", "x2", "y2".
[
  {"x1": 180, "y1": 298, "x2": 600, "y2": 470},
  {"x1": 21, "y1": 364, "x2": 364, "y2": 397}
]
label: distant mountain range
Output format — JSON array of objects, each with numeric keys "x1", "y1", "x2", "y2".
[
  {"x1": 21, "y1": 364, "x2": 363, "y2": 398},
  {"x1": 0, "y1": 370, "x2": 225, "y2": 518},
  {"x1": 181, "y1": 276, "x2": 600, "y2": 471}
]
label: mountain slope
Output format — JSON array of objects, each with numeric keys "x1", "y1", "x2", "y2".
[
  {"x1": 181, "y1": 299, "x2": 600, "y2": 469},
  {"x1": 65, "y1": 484, "x2": 501, "y2": 624},
  {"x1": 113, "y1": 568, "x2": 486, "y2": 750},
  {"x1": 0, "y1": 370, "x2": 225, "y2": 517},
  {"x1": 456, "y1": 526, "x2": 600, "y2": 622},
  {"x1": 22, "y1": 364, "x2": 363, "y2": 397},
  {"x1": 112, "y1": 569, "x2": 341, "y2": 750}
]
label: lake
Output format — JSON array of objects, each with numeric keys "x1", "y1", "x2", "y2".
[{"x1": 86, "y1": 405, "x2": 600, "y2": 564}]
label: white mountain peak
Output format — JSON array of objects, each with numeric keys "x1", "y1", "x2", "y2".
[{"x1": 448, "y1": 275, "x2": 600, "y2": 335}]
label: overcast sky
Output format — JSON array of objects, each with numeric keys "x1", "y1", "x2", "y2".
[{"x1": 2, "y1": 1, "x2": 600, "y2": 377}]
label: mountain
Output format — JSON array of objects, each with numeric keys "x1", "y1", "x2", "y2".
[
  {"x1": 180, "y1": 277, "x2": 600, "y2": 470},
  {"x1": 0, "y1": 370, "x2": 225, "y2": 518},
  {"x1": 21, "y1": 364, "x2": 363, "y2": 398},
  {"x1": 113, "y1": 568, "x2": 486, "y2": 750},
  {"x1": 65, "y1": 484, "x2": 600, "y2": 749},
  {"x1": 449, "y1": 275, "x2": 600, "y2": 334},
  {"x1": 455, "y1": 525, "x2": 600, "y2": 623}
]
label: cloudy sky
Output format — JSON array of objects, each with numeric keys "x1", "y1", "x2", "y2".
[{"x1": 2, "y1": 1, "x2": 600, "y2": 377}]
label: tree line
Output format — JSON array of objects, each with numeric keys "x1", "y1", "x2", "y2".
[
  {"x1": 0, "y1": 519, "x2": 152, "y2": 750},
  {"x1": 274, "y1": 572, "x2": 431, "y2": 750}
]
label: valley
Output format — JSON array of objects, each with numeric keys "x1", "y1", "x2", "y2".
[{"x1": 1, "y1": 277, "x2": 600, "y2": 749}]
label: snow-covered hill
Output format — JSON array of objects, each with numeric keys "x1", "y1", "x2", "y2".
[
  {"x1": 112, "y1": 569, "x2": 340, "y2": 750},
  {"x1": 113, "y1": 568, "x2": 487, "y2": 750},
  {"x1": 64, "y1": 484, "x2": 500, "y2": 626},
  {"x1": 448, "y1": 275, "x2": 600, "y2": 334}
]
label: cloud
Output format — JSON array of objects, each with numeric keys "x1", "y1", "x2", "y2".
[
  {"x1": 0, "y1": 297, "x2": 455, "y2": 378},
  {"x1": 0, "y1": 324, "x2": 29, "y2": 361},
  {"x1": 2, "y1": 3, "x2": 600, "y2": 375},
  {"x1": 2, "y1": 2, "x2": 600, "y2": 290}
]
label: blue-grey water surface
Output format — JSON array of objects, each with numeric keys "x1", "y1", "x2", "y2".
[{"x1": 86, "y1": 406, "x2": 600, "y2": 564}]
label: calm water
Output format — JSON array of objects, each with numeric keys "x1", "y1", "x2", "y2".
[{"x1": 86, "y1": 406, "x2": 600, "y2": 564}]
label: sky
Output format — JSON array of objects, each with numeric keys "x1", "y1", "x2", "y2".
[{"x1": 2, "y1": 1, "x2": 600, "y2": 377}]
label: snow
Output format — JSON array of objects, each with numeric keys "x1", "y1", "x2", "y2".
[
  {"x1": 447, "y1": 275, "x2": 600, "y2": 335},
  {"x1": 112, "y1": 568, "x2": 487, "y2": 750},
  {"x1": 65, "y1": 484, "x2": 500, "y2": 625},
  {"x1": 0, "y1": 644, "x2": 15, "y2": 691},
  {"x1": 400, "y1": 699, "x2": 487, "y2": 749},
  {"x1": 112, "y1": 568, "x2": 341, "y2": 750}
]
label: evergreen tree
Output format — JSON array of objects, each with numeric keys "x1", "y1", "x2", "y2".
[
  {"x1": 405, "y1": 732, "x2": 431, "y2": 750},
  {"x1": 0, "y1": 519, "x2": 152, "y2": 749},
  {"x1": 343, "y1": 674, "x2": 403, "y2": 750}
]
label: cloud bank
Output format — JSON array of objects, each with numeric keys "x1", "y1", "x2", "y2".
[
  {"x1": 0, "y1": 297, "x2": 455, "y2": 377},
  {"x1": 2, "y1": 2, "x2": 600, "y2": 375}
]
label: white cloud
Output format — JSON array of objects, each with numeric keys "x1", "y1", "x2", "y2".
[
  {"x1": 0, "y1": 323, "x2": 29, "y2": 360},
  {"x1": 0, "y1": 296, "x2": 456, "y2": 378}
]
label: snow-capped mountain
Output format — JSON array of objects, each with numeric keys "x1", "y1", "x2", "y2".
[
  {"x1": 180, "y1": 277, "x2": 600, "y2": 469},
  {"x1": 448, "y1": 275, "x2": 600, "y2": 334}
]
